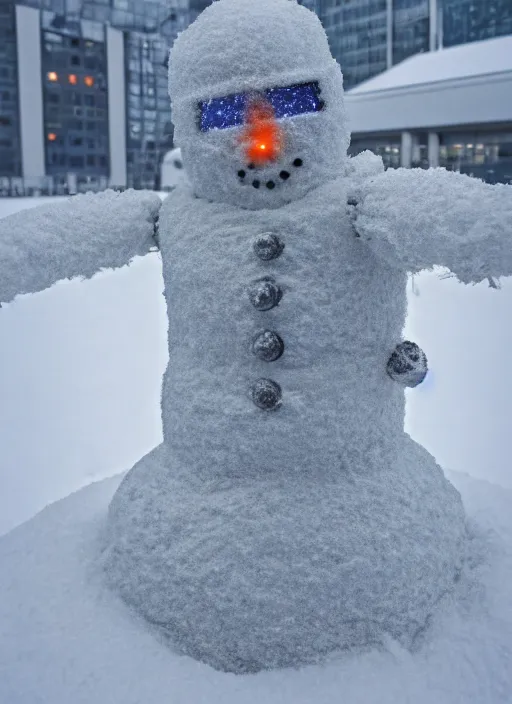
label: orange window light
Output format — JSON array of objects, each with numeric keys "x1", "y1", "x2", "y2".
[
  {"x1": 47, "y1": 71, "x2": 58, "y2": 82},
  {"x1": 84, "y1": 75, "x2": 94, "y2": 87},
  {"x1": 47, "y1": 132, "x2": 57, "y2": 141},
  {"x1": 68, "y1": 74, "x2": 78, "y2": 85}
]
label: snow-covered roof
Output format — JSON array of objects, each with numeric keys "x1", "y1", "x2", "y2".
[
  {"x1": 345, "y1": 35, "x2": 512, "y2": 133},
  {"x1": 348, "y1": 35, "x2": 512, "y2": 95}
]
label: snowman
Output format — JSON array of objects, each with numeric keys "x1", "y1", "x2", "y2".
[{"x1": 1, "y1": 0, "x2": 512, "y2": 675}]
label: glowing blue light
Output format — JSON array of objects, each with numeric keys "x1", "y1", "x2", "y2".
[{"x1": 198, "y1": 81, "x2": 324, "y2": 132}]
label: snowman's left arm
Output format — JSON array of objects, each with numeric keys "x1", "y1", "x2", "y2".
[{"x1": 354, "y1": 167, "x2": 512, "y2": 284}]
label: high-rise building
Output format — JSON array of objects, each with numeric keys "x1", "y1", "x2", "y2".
[
  {"x1": 442, "y1": 0, "x2": 512, "y2": 48},
  {"x1": 0, "y1": 0, "x2": 195, "y2": 196},
  {"x1": 301, "y1": 0, "x2": 512, "y2": 90}
]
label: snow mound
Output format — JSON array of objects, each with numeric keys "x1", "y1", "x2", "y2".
[{"x1": 0, "y1": 471, "x2": 510, "y2": 703}]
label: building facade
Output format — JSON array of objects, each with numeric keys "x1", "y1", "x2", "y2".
[
  {"x1": 0, "y1": 0, "x2": 193, "y2": 196},
  {"x1": 345, "y1": 35, "x2": 512, "y2": 185},
  {"x1": 301, "y1": 0, "x2": 512, "y2": 91}
]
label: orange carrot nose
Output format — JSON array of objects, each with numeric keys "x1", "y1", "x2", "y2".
[{"x1": 238, "y1": 95, "x2": 284, "y2": 166}]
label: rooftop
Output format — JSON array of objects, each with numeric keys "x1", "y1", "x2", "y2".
[{"x1": 348, "y1": 35, "x2": 512, "y2": 95}]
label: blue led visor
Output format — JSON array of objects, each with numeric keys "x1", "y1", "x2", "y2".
[{"x1": 198, "y1": 81, "x2": 324, "y2": 132}]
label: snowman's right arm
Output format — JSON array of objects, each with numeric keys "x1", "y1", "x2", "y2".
[{"x1": 0, "y1": 188, "x2": 161, "y2": 305}]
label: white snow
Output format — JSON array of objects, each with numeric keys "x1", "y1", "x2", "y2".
[
  {"x1": 0, "y1": 196, "x2": 168, "y2": 536},
  {"x1": 1, "y1": 190, "x2": 512, "y2": 696},
  {"x1": 169, "y1": 0, "x2": 350, "y2": 210},
  {"x1": 356, "y1": 166, "x2": 512, "y2": 285},
  {"x1": 348, "y1": 34, "x2": 512, "y2": 94},
  {"x1": 1, "y1": 0, "x2": 512, "y2": 687},
  {"x1": 0, "y1": 468, "x2": 511, "y2": 703}
]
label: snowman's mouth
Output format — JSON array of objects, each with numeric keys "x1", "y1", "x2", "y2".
[{"x1": 237, "y1": 157, "x2": 303, "y2": 190}]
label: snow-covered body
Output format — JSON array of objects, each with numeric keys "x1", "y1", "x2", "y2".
[
  {"x1": 157, "y1": 171, "x2": 405, "y2": 477},
  {"x1": 1, "y1": 0, "x2": 512, "y2": 676}
]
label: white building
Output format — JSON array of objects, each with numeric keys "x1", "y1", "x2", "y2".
[{"x1": 345, "y1": 34, "x2": 512, "y2": 184}]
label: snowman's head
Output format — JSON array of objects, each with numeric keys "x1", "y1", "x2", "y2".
[{"x1": 168, "y1": 0, "x2": 350, "y2": 210}]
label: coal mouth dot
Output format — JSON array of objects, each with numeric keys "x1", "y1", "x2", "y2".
[
  {"x1": 293, "y1": 158, "x2": 303, "y2": 167},
  {"x1": 279, "y1": 170, "x2": 290, "y2": 180},
  {"x1": 252, "y1": 179, "x2": 261, "y2": 189},
  {"x1": 238, "y1": 169, "x2": 246, "y2": 178}
]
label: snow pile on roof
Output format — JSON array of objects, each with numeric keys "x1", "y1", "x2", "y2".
[
  {"x1": 349, "y1": 34, "x2": 512, "y2": 95},
  {"x1": 0, "y1": 469, "x2": 511, "y2": 703}
]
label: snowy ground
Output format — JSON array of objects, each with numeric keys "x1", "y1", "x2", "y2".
[
  {"x1": 0, "y1": 468, "x2": 511, "y2": 703},
  {"x1": 1, "y1": 194, "x2": 512, "y2": 702}
]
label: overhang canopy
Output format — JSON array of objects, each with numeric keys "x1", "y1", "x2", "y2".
[{"x1": 345, "y1": 35, "x2": 512, "y2": 133}]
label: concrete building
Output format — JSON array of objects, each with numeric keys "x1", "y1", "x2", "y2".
[
  {"x1": 0, "y1": 0, "x2": 193, "y2": 196},
  {"x1": 346, "y1": 34, "x2": 512, "y2": 184}
]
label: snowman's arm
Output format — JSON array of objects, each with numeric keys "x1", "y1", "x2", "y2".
[
  {"x1": 354, "y1": 167, "x2": 512, "y2": 284},
  {"x1": 0, "y1": 188, "x2": 161, "y2": 305}
]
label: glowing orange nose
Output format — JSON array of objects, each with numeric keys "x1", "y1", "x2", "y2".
[{"x1": 238, "y1": 95, "x2": 284, "y2": 166}]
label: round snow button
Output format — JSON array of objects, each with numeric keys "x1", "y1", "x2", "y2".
[
  {"x1": 251, "y1": 378, "x2": 282, "y2": 410},
  {"x1": 252, "y1": 330, "x2": 284, "y2": 362},
  {"x1": 247, "y1": 277, "x2": 283, "y2": 311},
  {"x1": 253, "y1": 233, "x2": 284, "y2": 261}
]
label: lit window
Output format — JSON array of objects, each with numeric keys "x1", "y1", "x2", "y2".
[
  {"x1": 48, "y1": 132, "x2": 57, "y2": 141},
  {"x1": 69, "y1": 74, "x2": 78, "y2": 85},
  {"x1": 84, "y1": 76, "x2": 94, "y2": 87},
  {"x1": 47, "y1": 71, "x2": 58, "y2": 82}
]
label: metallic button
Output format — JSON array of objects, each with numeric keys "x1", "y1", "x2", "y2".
[
  {"x1": 251, "y1": 378, "x2": 282, "y2": 410},
  {"x1": 253, "y1": 233, "x2": 284, "y2": 261},
  {"x1": 247, "y1": 277, "x2": 283, "y2": 311},
  {"x1": 252, "y1": 330, "x2": 284, "y2": 362}
]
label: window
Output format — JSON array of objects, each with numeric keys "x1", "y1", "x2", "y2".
[
  {"x1": 71, "y1": 55, "x2": 80, "y2": 66},
  {"x1": 86, "y1": 121, "x2": 95, "y2": 131},
  {"x1": 84, "y1": 94, "x2": 95, "y2": 106},
  {"x1": 99, "y1": 156, "x2": 107, "y2": 167},
  {"x1": 87, "y1": 155, "x2": 95, "y2": 166},
  {"x1": 68, "y1": 74, "x2": 78, "y2": 85},
  {"x1": 71, "y1": 137, "x2": 83, "y2": 146},
  {"x1": 0, "y1": 116, "x2": 12, "y2": 127},
  {"x1": 47, "y1": 71, "x2": 58, "y2": 82},
  {"x1": 84, "y1": 76, "x2": 94, "y2": 87},
  {"x1": 69, "y1": 155, "x2": 84, "y2": 168},
  {"x1": 48, "y1": 93, "x2": 60, "y2": 104}
]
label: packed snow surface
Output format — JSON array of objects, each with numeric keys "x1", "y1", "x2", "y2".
[{"x1": 0, "y1": 469, "x2": 511, "y2": 703}]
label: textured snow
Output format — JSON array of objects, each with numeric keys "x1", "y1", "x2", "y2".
[
  {"x1": 349, "y1": 34, "x2": 512, "y2": 94},
  {"x1": 2, "y1": 0, "x2": 511, "y2": 677},
  {"x1": 108, "y1": 0, "x2": 506, "y2": 674},
  {"x1": 105, "y1": 150, "x2": 466, "y2": 672},
  {"x1": 168, "y1": 0, "x2": 349, "y2": 209},
  {"x1": 0, "y1": 189, "x2": 160, "y2": 305},
  {"x1": 1, "y1": 470, "x2": 511, "y2": 703},
  {"x1": 355, "y1": 167, "x2": 512, "y2": 285}
]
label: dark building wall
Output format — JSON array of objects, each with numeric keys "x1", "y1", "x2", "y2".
[
  {"x1": 392, "y1": 0, "x2": 430, "y2": 65},
  {"x1": 442, "y1": 0, "x2": 512, "y2": 48},
  {"x1": 41, "y1": 31, "x2": 109, "y2": 186},
  {"x1": 0, "y1": 1, "x2": 22, "y2": 179}
]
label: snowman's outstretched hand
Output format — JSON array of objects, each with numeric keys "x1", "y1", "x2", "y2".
[
  {"x1": 353, "y1": 167, "x2": 512, "y2": 285},
  {"x1": 0, "y1": 188, "x2": 161, "y2": 306}
]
